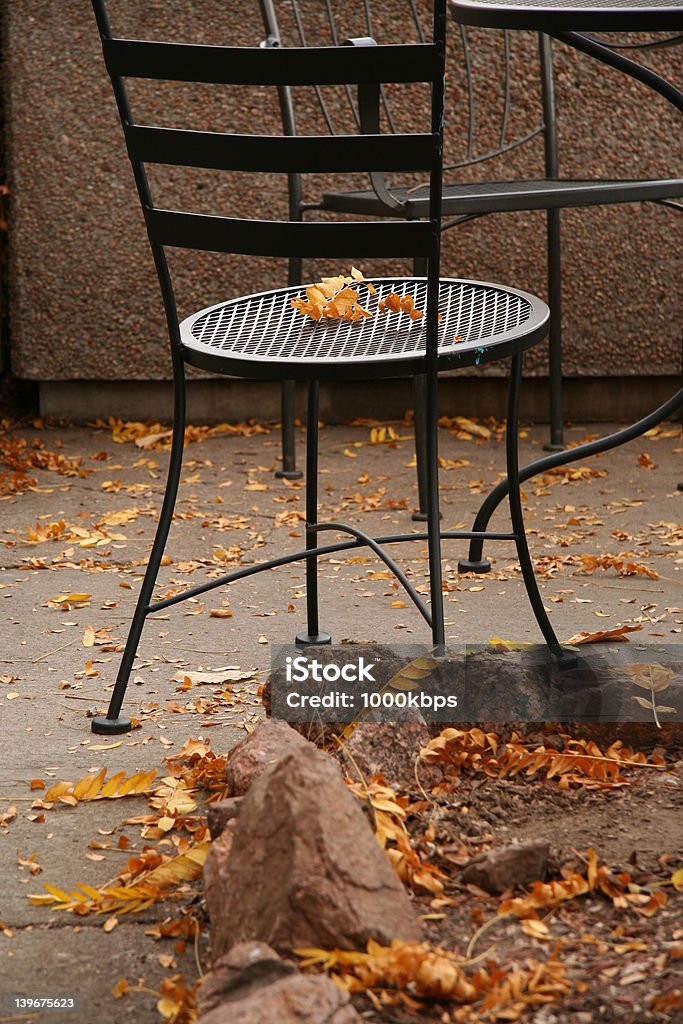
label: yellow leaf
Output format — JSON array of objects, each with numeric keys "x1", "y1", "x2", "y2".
[
  {"x1": 454, "y1": 416, "x2": 490, "y2": 439},
  {"x1": 112, "y1": 978, "x2": 130, "y2": 999},
  {"x1": 672, "y1": 868, "x2": 683, "y2": 893},
  {"x1": 144, "y1": 843, "x2": 210, "y2": 888},
  {"x1": 100, "y1": 771, "x2": 127, "y2": 798},
  {"x1": 43, "y1": 780, "x2": 73, "y2": 803},
  {"x1": 77, "y1": 884, "x2": 103, "y2": 900},
  {"x1": 28, "y1": 893, "x2": 57, "y2": 906},
  {"x1": 387, "y1": 657, "x2": 437, "y2": 691},
  {"x1": 42, "y1": 883, "x2": 73, "y2": 903},
  {"x1": 72, "y1": 767, "x2": 106, "y2": 801},
  {"x1": 82, "y1": 626, "x2": 96, "y2": 648},
  {"x1": 117, "y1": 768, "x2": 158, "y2": 796},
  {"x1": 521, "y1": 918, "x2": 551, "y2": 940},
  {"x1": 157, "y1": 997, "x2": 181, "y2": 1019},
  {"x1": 487, "y1": 637, "x2": 533, "y2": 651},
  {"x1": 100, "y1": 508, "x2": 139, "y2": 526},
  {"x1": 165, "y1": 790, "x2": 197, "y2": 816},
  {"x1": 44, "y1": 768, "x2": 157, "y2": 805},
  {"x1": 307, "y1": 285, "x2": 328, "y2": 305}
]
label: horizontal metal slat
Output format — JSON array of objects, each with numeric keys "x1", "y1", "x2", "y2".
[
  {"x1": 146, "y1": 208, "x2": 434, "y2": 258},
  {"x1": 125, "y1": 125, "x2": 437, "y2": 173},
  {"x1": 103, "y1": 38, "x2": 439, "y2": 85}
]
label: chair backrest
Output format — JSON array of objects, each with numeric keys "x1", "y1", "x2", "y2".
[
  {"x1": 90, "y1": 0, "x2": 447, "y2": 357},
  {"x1": 258, "y1": 0, "x2": 557, "y2": 196}
]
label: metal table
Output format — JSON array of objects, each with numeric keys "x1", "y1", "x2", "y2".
[
  {"x1": 449, "y1": 0, "x2": 683, "y2": 572},
  {"x1": 449, "y1": 0, "x2": 683, "y2": 31}
]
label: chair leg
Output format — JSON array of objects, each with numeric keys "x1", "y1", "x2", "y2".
[
  {"x1": 296, "y1": 380, "x2": 331, "y2": 646},
  {"x1": 91, "y1": 374, "x2": 188, "y2": 733},
  {"x1": 276, "y1": 380, "x2": 303, "y2": 480},
  {"x1": 545, "y1": 207, "x2": 565, "y2": 452},
  {"x1": 506, "y1": 353, "x2": 575, "y2": 668},
  {"x1": 411, "y1": 256, "x2": 440, "y2": 523},
  {"x1": 425, "y1": 363, "x2": 445, "y2": 650},
  {"x1": 411, "y1": 373, "x2": 429, "y2": 521}
]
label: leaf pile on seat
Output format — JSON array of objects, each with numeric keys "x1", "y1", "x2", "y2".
[
  {"x1": 378, "y1": 291, "x2": 424, "y2": 320},
  {"x1": 291, "y1": 266, "x2": 425, "y2": 324}
]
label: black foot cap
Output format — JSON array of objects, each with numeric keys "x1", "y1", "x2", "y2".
[
  {"x1": 457, "y1": 557, "x2": 491, "y2": 574},
  {"x1": 275, "y1": 469, "x2": 303, "y2": 481},
  {"x1": 411, "y1": 510, "x2": 443, "y2": 522},
  {"x1": 91, "y1": 715, "x2": 133, "y2": 735},
  {"x1": 543, "y1": 442, "x2": 565, "y2": 452},
  {"x1": 678, "y1": 482, "x2": 683, "y2": 492},
  {"x1": 554, "y1": 648, "x2": 579, "y2": 671},
  {"x1": 295, "y1": 631, "x2": 332, "y2": 647}
]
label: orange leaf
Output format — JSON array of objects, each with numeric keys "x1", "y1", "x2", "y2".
[{"x1": 564, "y1": 624, "x2": 643, "y2": 645}]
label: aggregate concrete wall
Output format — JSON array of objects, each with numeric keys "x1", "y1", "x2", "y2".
[{"x1": 4, "y1": 0, "x2": 682, "y2": 389}]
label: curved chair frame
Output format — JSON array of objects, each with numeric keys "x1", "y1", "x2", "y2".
[
  {"x1": 259, "y1": 0, "x2": 682, "y2": 497},
  {"x1": 89, "y1": 0, "x2": 575, "y2": 735}
]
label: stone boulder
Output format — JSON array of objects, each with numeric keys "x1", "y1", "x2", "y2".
[
  {"x1": 205, "y1": 742, "x2": 421, "y2": 956},
  {"x1": 336, "y1": 720, "x2": 439, "y2": 793},
  {"x1": 224, "y1": 719, "x2": 311, "y2": 797},
  {"x1": 207, "y1": 797, "x2": 242, "y2": 840},
  {"x1": 462, "y1": 840, "x2": 550, "y2": 894},
  {"x1": 197, "y1": 942, "x2": 361, "y2": 1024}
]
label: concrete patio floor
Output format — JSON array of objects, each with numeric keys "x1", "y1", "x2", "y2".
[{"x1": 0, "y1": 414, "x2": 680, "y2": 1022}]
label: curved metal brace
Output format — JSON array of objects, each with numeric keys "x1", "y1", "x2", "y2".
[
  {"x1": 148, "y1": 526, "x2": 519, "y2": 613},
  {"x1": 464, "y1": 384, "x2": 683, "y2": 565},
  {"x1": 342, "y1": 36, "x2": 406, "y2": 212},
  {"x1": 590, "y1": 34, "x2": 683, "y2": 52},
  {"x1": 311, "y1": 521, "x2": 432, "y2": 627},
  {"x1": 551, "y1": 30, "x2": 683, "y2": 114}
]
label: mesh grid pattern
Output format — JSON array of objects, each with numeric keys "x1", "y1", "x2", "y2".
[
  {"x1": 184, "y1": 279, "x2": 535, "y2": 367},
  {"x1": 465, "y1": 0, "x2": 677, "y2": 7}
]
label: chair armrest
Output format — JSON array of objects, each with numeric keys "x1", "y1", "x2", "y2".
[{"x1": 344, "y1": 36, "x2": 405, "y2": 211}]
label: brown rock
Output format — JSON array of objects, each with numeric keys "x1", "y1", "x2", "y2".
[
  {"x1": 462, "y1": 840, "x2": 550, "y2": 894},
  {"x1": 337, "y1": 720, "x2": 439, "y2": 793},
  {"x1": 225, "y1": 720, "x2": 312, "y2": 797},
  {"x1": 205, "y1": 743, "x2": 421, "y2": 955},
  {"x1": 198, "y1": 942, "x2": 295, "y2": 1016},
  {"x1": 198, "y1": 970, "x2": 361, "y2": 1024},
  {"x1": 203, "y1": 823, "x2": 236, "y2": 904},
  {"x1": 207, "y1": 797, "x2": 242, "y2": 840}
]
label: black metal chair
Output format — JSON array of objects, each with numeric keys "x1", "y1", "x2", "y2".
[
  {"x1": 259, "y1": 0, "x2": 683, "y2": 498},
  {"x1": 89, "y1": 0, "x2": 575, "y2": 735}
]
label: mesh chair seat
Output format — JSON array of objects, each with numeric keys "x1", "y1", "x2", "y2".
[
  {"x1": 321, "y1": 176, "x2": 683, "y2": 218},
  {"x1": 182, "y1": 278, "x2": 548, "y2": 380}
]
